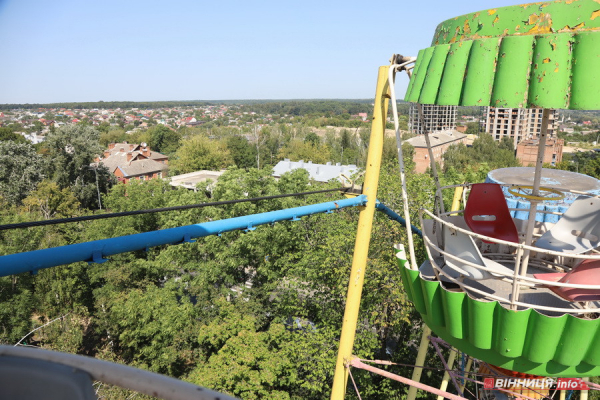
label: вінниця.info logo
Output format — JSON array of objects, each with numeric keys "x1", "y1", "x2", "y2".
[{"x1": 483, "y1": 377, "x2": 590, "y2": 391}]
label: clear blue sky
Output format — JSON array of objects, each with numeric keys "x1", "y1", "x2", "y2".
[{"x1": 0, "y1": 0, "x2": 523, "y2": 104}]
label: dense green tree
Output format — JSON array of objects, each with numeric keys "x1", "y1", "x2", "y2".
[
  {"x1": 278, "y1": 139, "x2": 332, "y2": 164},
  {"x1": 171, "y1": 135, "x2": 234, "y2": 174},
  {"x1": 443, "y1": 133, "x2": 519, "y2": 177},
  {"x1": 21, "y1": 180, "x2": 80, "y2": 219},
  {"x1": 43, "y1": 125, "x2": 114, "y2": 209},
  {"x1": 499, "y1": 136, "x2": 515, "y2": 152},
  {"x1": 101, "y1": 282, "x2": 198, "y2": 375},
  {"x1": 147, "y1": 125, "x2": 181, "y2": 155},
  {"x1": 304, "y1": 131, "x2": 320, "y2": 146},
  {"x1": 0, "y1": 127, "x2": 26, "y2": 143},
  {"x1": 227, "y1": 135, "x2": 258, "y2": 169},
  {"x1": 0, "y1": 141, "x2": 46, "y2": 205},
  {"x1": 99, "y1": 128, "x2": 128, "y2": 147},
  {"x1": 465, "y1": 121, "x2": 481, "y2": 135}
]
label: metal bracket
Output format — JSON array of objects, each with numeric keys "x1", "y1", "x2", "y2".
[
  {"x1": 89, "y1": 251, "x2": 108, "y2": 264},
  {"x1": 182, "y1": 233, "x2": 196, "y2": 243}
]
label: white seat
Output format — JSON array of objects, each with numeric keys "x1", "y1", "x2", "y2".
[
  {"x1": 443, "y1": 226, "x2": 513, "y2": 280},
  {"x1": 536, "y1": 195, "x2": 600, "y2": 254}
]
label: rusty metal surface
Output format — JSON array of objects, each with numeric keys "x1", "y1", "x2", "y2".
[{"x1": 405, "y1": 0, "x2": 600, "y2": 110}]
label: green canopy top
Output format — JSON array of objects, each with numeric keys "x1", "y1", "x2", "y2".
[{"x1": 404, "y1": 0, "x2": 600, "y2": 110}]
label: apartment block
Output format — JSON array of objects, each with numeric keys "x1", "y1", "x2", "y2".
[
  {"x1": 408, "y1": 103, "x2": 457, "y2": 135},
  {"x1": 485, "y1": 107, "x2": 558, "y2": 149}
]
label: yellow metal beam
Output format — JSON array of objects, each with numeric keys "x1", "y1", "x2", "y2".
[
  {"x1": 450, "y1": 185, "x2": 465, "y2": 216},
  {"x1": 330, "y1": 65, "x2": 390, "y2": 400},
  {"x1": 437, "y1": 348, "x2": 457, "y2": 400},
  {"x1": 407, "y1": 325, "x2": 432, "y2": 400}
]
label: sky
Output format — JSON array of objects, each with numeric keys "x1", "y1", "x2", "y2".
[{"x1": 0, "y1": 0, "x2": 525, "y2": 104}]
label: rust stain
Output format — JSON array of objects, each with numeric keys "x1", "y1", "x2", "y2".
[
  {"x1": 520, "y1": 2, "x2": 547, "y2": 9},
  {"x1": 538, "y1": 71, "x2": 546, "y2": 82},
  {"x1": 473, "y1": 12, "x2": 480, "y2": 18},
  {"x1": 543, "y1": 57, "x2": 551, "y2": 63},
  {"x1": 493, "y1": 15, "x2": 500, "y2": 25},
  {"x1": 528, "y1": 14, "x2": 540, "y2": 25},
  {"x1": 464, "y1": 19, "x2": 471, "y2": 35},
  {"x1": 515, "y1": 24, "x2": 521, "y2": 31},
  {"x1": 558, "y1": 22, "x2": 586, "y2": 32},
  {"x1": 592, "y1": 10, "x2": 600, "y2": 20},
  {"x1": 565, "y1": 0, "x2": 577, "y2": 3},
  {"x1": 526, "y1": 12, "x2": 553, "y2": 34},
  {"x1": 488, "y1": 9, "x2": 497, "y2": 15},
  {"x1": 554, "y1": 66, "x2": 560, "y2": 72}
]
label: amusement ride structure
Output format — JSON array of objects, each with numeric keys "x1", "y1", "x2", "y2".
[{"x1": 1, "y1": 0, "x2": 600, "y2": 399}]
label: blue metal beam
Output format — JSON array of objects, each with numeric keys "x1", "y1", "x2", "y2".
[
  {"x1": 375, "y1": 201, "x2": 422, "y2": 237},
  {"x1": 0, "y1": 196, "x2": 367, "y2": 277}
]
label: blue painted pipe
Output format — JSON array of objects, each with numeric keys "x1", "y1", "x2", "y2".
[
  {"x1": 375, "y1": 201, "x2": 422, "y2": 237},
  {"x1": 0, "y1": 196, "x2": 367, "y2": 277}
]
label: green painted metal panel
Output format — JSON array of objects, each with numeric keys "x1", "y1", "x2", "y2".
[
  {"x1": 554, "y1": 316, "x2": 600, "y2": 367},
  {"x1": 401, "y1": 265, "x2": 600, "y2": 377},
  {"x1": 528, "y1": 33, "x2": 574, "y2": 109},
  {"x1": 431, "y1": 0, "x2": 600, "y2": 46},
  {"x1": 570, "y1": 32, "x2": 600, "y2": 110},
  {"x1": 421, "y1": 278, "x2": 445, "y2": 328},
  {"x1": 467, "y1": 296, "x2": 495, "y2": 349},
  {"x1": 583, "y1": 327, "x2": 600, "y2": 366},
  {"x1": 418, "y1": 44, "x2": 450, "y2": 104},
  {"x1": 404, "y1": 48, "x2": 433, "y2": 103},
  {"x1": 523, "y1": 311, "x2": 567, "y2": 364},
  {"x1": 437, "y1": 41, "x2": 473, "y2": 105},
  {"x1": 440, "y1": 288, "x2": 467, "y2": 339},
  {"x1": 491, "y1": 35, "x2": 535, "y2": 108},
  {"x1": 405, "y1": 0, "x2": 600, "y2": 110},
  {"x1": 404, "y1": 49, "x2": 424, "y2": 102},
  {"x1": 492, "y1": 306, "x2": 531, "y2": 358},
  {"x1": 399, "y1": 263, "x2": 427, "y2": 314},
  {"x1": 460, "y1": 37, "x2": 501, "y2": 106}
]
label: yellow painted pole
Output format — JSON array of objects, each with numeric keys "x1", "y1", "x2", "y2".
[
  {"x1": 407, "y1": 325, "x2": 432, "y2": 400},
  {"x1": 458, "y1": 358, "x2": 472, "y2": 393},
  {"x1": 581, "y1": 377, "x2": 589, "y2": 400},
  {"x1": 450, "y1": 186, "x2": 464, "y2": 216},
  {"x1": 436, "y1": 348, "x2": 457, "y2": 400},
  {"x1": 559, "y1": 389, "x2": 566, "y2": 400},
  {"x1": 330, "y1": 66, "x2": 390, "y2": 400}
]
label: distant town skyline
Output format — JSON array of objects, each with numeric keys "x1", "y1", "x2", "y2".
[{"x1": 1, "y1": 0, "x2": 524, "y2": 104}]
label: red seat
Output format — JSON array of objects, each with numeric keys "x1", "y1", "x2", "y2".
[
  {"x1": 464, "y1": 183, "x2": 519, "y2": 243},
  {"x1": 533, "y1": 259, "x2": 600, "y2": 302}
]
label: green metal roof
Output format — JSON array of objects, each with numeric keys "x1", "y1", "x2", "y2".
[
  {"x1": 399, "y1": 263, "x2": 600, "y2": 377},
  {"x1": 404, "y1": 0, "x2": 600, "y2": 110}
]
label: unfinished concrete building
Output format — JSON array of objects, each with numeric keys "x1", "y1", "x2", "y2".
[
  {"x1": 408, "y1": 103, "x2": 457, "y2": 135},
  {"x1": 485, "y1": 107, "x2": 558, "y2": 149}
]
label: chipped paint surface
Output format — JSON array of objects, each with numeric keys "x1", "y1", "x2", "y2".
[
  {"x1": 406, "y1": 0, "x2": 600, "y2": 110},
  {"x1": 432, "y1": 0, "x2": 600, "y2": 45}
]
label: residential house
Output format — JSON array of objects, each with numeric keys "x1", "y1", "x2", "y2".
[
  {"x1": 405, "y1": 130, "x2": 468, "y2": 173},
  {"x1": 97, "y1": 142, "x2": 169, "y2": 183},
  {"x1": 272, "y1": 159, "x2": 359, "y2": 183},
  {"x1": 516, "y1": 138, "x2": 564, "y2": 167}
]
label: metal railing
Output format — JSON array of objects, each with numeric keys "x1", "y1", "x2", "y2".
[{"x1": 419, "y1": 184, "x2": 600, "y2": 315}]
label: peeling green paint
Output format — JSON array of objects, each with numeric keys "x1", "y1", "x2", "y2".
[{"x1": 406, "y1": 0, "x2": 600, "y2": 110}]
